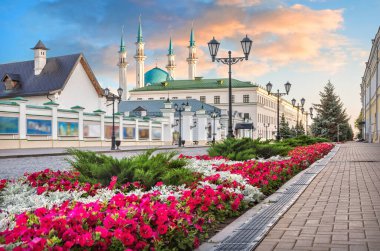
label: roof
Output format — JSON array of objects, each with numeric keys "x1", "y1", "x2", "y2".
[
  {"x1": 0, "y1": 53, "x2": 103, "y2": 98},
  {"x1": 131, "y1": 78, "x2": 256, "y2": 92},
  {"x1": 144, "y1": 67, "x2": 170, "y2": 85},
  {"x1": 31, "y1": 40, "x2": 49, "y2": 50},
  {"x1": 119, "y1": 99, "x2": 221, "y2": 117}
]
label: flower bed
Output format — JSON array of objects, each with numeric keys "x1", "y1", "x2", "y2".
[{"x1": 0, "y1": 143, "x2": 333, "y2": 250}]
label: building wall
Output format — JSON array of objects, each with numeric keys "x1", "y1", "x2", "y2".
[
  {"x1": 361, "y1": 27, "x2": 380, "y2": 143},
  {"x1": 129, "y1": 86, "x2": 306, "y2": 139},
  {"x1": 58, "y1": 62, "x2": 103, "y2": 112}
]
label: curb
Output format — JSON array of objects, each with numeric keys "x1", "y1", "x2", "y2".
[
  {"x1": 197, "y1": 144, "x2": 340, "y2": 251},
  {"x1": 0, "y1": 146, "x2": 209, "y2": 159}
]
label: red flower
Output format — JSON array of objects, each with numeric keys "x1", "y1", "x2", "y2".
[
  {"x1": 157, "y1": 224, "x2": 168, "y2": 235},
  {"x1": 108, "y1": 176, "x2": 118, "y2": 190},
  {"x1": 36, "y1": 186, "x2": 47, "y2": 195},
  {"x1": 139, "y1": 224, "x2": 153, "y2": 239}
]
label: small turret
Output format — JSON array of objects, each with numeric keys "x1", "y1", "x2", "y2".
[
  {"x1": 187, "y1": 26, "x2": 197, "y2": 80},
  {"x1": 166, "y1": 37, "x2": 176, "y2": 79},
  {"x1": 31, "y1": 40, "x2": 49, "y2": 75}
]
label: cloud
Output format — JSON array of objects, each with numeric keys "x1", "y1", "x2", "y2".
[{"x1": 215, "y1": 0, "x2": 261, "y2": 7}]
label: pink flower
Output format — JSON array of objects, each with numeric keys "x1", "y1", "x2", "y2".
[
  {"x1": 139, "y1": 224, "x2": 153, "y2": 239},
  {"x1": 157, "y1": 224, "x2": 168, "y2": 235},
  {"x1": 108, "y1": 176, "x2": 118, "y2": 190}
]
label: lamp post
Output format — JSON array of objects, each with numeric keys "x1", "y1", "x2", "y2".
[
  {"x1": 291, "y1": 98, "x2": 305, "y2": 136},
  {"x1": 104, "y1": 87, "x2": 123, "y2": 150},
  {"x1": 208, "y1": 35, "x2": 253, "y2": 138},
  {"x1": 264, "y1": 123, "x2": 270, "y2": 140},
  {"x1": 211, "y1": 109, "x2": 219, "y2": 144},
  {"x1": 174, "y1": 102, "x2": 186, "y2": 147},
  {"x1": 266, "y1": 81, "x2": 291, "y2": 141}
]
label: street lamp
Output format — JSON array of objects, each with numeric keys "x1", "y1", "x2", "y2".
[
  {"x1": 264, "y1": 123, "x2": 270, "y2": 140},
  {"x1": 104, "y1": 87, "x2": 123, "y2": 150},
  {"x1": 266, "y1": 81, "x2": 291, "y2": 141},
  {"x1": 174, "y1": 102, "x2": 186, "y2": 147},
  {"x1": 291, "y1": 98, "x2": 305, "y2": 136},
  {"x1": 211, "y1": 109, "x2": 219, "y2": 144},
  {"x1": 208, "y1": 35, "x2": 253, "y2": 138}
]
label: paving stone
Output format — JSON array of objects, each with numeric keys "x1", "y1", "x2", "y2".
[{"x1": 254, "y1": 143, "x2": 380, "y2": 251}]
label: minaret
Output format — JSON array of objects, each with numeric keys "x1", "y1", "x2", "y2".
[
  {"x1": 134, "y1": 16, "x2": 146, "y2": 88},
  {"x1": 166, "y1": 37, "x2": 176, "y2": 79},
  {"x1": 118, "y1": 28, "x2": 128, "y2": 100},
  {"x1": 31, "y1": 40, "x2": 49, "y2": 75},
  {"x1": 186, "y1": 26, "x2": 197, "y2": 80}
]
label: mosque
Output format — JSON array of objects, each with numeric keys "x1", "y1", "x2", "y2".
[{"x1": 118, "y1": 18, "x2": 307, "y2": 140}]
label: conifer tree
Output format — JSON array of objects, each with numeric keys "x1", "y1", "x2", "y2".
[
  {"x1": 279, "y1": 113, "x2": 292, "y2": 138},
  {"x1": 311, "y1": 81, "x2": 351, "y2": 141}
]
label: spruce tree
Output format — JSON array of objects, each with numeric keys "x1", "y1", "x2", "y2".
[
  {"x1": 296, "y1": 121, "x2": 305, "y2": 136},
  {"x1": 279, "y1": 113, "x2": 292, "y2": 138},
  {"x1": 311, "y1": 81, "x2": 350, "y2": 141}
]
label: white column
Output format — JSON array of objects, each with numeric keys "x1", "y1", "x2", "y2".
[
  {"x1": 160, "y1": 101, "x2": 175, "y2": 144},
  {"x1": 18, "y1": 101, "x2": 27, "y2": 140},
  {"x1": 43, "y1": 102, "x2": 60, "y2": 140},
  {"x1": 149, "y1": 120, "x2": 152, "y2": 141},
  {"x1": 119, "y1": 114, "x2": 123, "y2": 140},
  {"x1": 135, "y1": 119, "x2": 139, "y2": 141},
  {"x1": 195, "y1": 109, "x2": 208, "y2": 144},
  {"x1": 94, "y1": 110, "x2": 106, "y2": 141},
  {"x1": 72, "y1": 106, "x2": 85, "y2": 140},
  {"x1": 181, "y1": 105, "x2": 193, "y2": 144}
]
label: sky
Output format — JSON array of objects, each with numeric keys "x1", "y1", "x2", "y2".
[{"x1": 0, "y1": 0, "x2": 379, "y2": 129}]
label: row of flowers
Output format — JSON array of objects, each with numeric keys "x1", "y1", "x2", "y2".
[{"x1": 0, "y1": 143, "x2": 334, "y2": 250}]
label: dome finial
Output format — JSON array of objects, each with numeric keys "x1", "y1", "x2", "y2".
[
  {"x1": 137, "y1": 14, "x2": 143, "y2": 43},
  {"x1": 190, "y1": 21, "x2": 195, "y2": 46},
  {"x1": 119, "y1": 25, "x2": 126, "y2": 52},
  {"x1": 168, "y1": 37, "x2": 174, "y2": 55}
]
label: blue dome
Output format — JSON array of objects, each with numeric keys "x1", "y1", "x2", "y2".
[{"x1": 144, "y1": 67, "x2": 170, "y2": 85}]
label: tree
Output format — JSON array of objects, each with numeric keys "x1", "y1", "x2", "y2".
[
  {"x1": 296, "y1": 121, "x2": 305, "y2": 136},
  {"x1": 279, "y1": 113, "x2": 292, "y2": 138},
  {"x1": 354, "y1": 110, "x2": 364, "y2": 139},
  {"x1": 311, "y1": 81, "x2": 351, "y2": 142}
]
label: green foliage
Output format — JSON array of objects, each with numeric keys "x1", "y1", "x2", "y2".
[
  {"x1": 254, "y1": 144, "x2": 292, "y2": 159},
  {"x1": 354, "y1": 110, "x2": 364, "y2": 139},
  {"x1": 279, "y1": 113, "x2": 293, "y2": 139},
  {"x1": 280, "y1": 135, "x2": 330, "y2": 147},
  {"x1": 208, "y1": 136, "x2": 329, "y2": 161},
  {"x1": 310, "y1": 81, "x2": 351, "y2": 142},
  {"x1": 207, "y1": 138, "x2": 259, "y2": 160},
  {"x1": 66, "y1": 148, "x2": 191, "y2": 189}
]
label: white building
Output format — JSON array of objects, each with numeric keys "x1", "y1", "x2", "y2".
[
  {"x1": 361, "y1": 26, "x2": 380, "y2": 143},
  {"x1": 0, "y1": 40, "x2": 106, "y2": 112},
  {"x1": 128, "y1": 78, "x2": 307, "y2": 139}
]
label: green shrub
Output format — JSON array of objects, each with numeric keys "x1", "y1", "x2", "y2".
[
  {"x1": 208, "y1": 138, "x2": 260, "y2": 160},
  {"x1": 255, "y1": 144, "x2": 292, "y2": 159},
  {"x1": 281, "y1": 135, "x2": 330, "y2": 147},
  {"x1": 66, "y1": 148, "x2": 192, "y2": 189}
]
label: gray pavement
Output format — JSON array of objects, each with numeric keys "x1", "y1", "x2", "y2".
[
  {"x1": 0, "y1": 147, "x2": 208, "y2": 179},
  {"x1": 255, "y1": 142, "x2": 380, "y2": 251}
]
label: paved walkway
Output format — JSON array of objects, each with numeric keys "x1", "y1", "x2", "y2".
[
  {"x1": 255, "y1": 143, "x2": 380, "y2": 251},
  {"x1": 0, "y1": 145, "x2": 206, "y2": 158}
]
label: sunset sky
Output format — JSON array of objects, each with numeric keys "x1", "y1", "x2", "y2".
[{"x1": 0, "y1": 0, "x2": 379, "y2": 127}]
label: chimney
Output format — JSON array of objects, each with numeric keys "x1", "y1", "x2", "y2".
[{"x1": 31, "y1": 40, "x2": 49, "y2": 75}]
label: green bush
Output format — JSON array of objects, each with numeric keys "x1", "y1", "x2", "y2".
[
  {"x1": 255, "y1": 144, "x2": 292, "y2": 159},
  {"x1": 208, "y1": 138, "x2": 260, "y2": 160},
  {"x1": 280, "y1": 135, "x2": 330, "y2": 147},
  {"x1": 208, "y1": 136, "x2": 328, "y2": 161},
  {"x1": 66, "y1": 149, "x2": 192, "y2": 189}
]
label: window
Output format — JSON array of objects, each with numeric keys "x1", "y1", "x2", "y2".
[
  {"x1": 160, "y1": 97, "x2": 166, "y2": 100},
  {"x1": 172, "y1": 97, "x2": 178, "y2": 100},
  {"x1": 244, "y1": 113, "x2": 250, "y2": 119},
  {"x1": 214, "y1": 96, "x2": 220, "y2": 104},
  {"x1": 231, "y1": 95, "x2": 235, "y2": 103},
  {"x1": 243, "y1": 95, "x2": 249, "y2": 103},
  {"x1": 137, "y1": 98, "x2": 142, "y2": 100},
  {"x1": 148, "y1": 98, "x2": 154, "y2": 100},
  {"x1": 200, "y1": 96, "x2": 206, "y2": 103},
  {"x1": 186, "y1": 96, "x2": 192, "y2": 99}
]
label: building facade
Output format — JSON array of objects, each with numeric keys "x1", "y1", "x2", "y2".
[
  {"x1": 361, "y1": 27, "x2": 380, "y2": 143},
  {"x1": 0, "y1": 40, "x2": 106, "y2": 112},
  {"x1": 128, "y1": 78, "x2": 307, "y2": 139}
]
